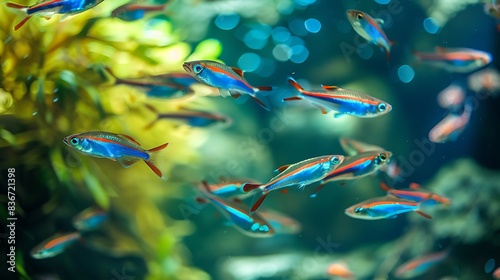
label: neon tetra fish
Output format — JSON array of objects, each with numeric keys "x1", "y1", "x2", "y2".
[
  {"x1": 30, "y1": 232, "x2": 81, "y2": 259},
  {"x1": 196, "y1": 181, "x2": 275, "y2": 238},
  {"x1": 380, "y1": 182, "x2": 451, "y2": 207},
  {"x1": 72, "y1": 207, "x2": 108, "y2": 231},
  {"x1": 6, "y1": 0, "x2": 105, "y2": 31},
  {"x1": 182, "y1": 60, "x2": 273, "y2": 110},
  {"x1": 394, "y1": 250, "x2": 448, "y2": 279},
  {"x1": 111, "y1": 2, "x2": 168, "y2": 21},
  {"x1": 63, "y1": 131, "x2": 168, "y2": 179},
  {"x1": 437, "y1": 83, "x2": 465, "y2": 110},
  {"x1": 345, "y1": 196, "x2": 432, "y2": 220},
  {"x1": 429, "y1": 101, "x2": 472, "y2": 143},
  {"x1": 310, "y1": 151, "x2": 392, "y2": 198},
  {"x1": 285, "y1": 78, "x2": 392, "y2": 118},
  {"x1": 243, "y1": 155, "x2": 345, "y2": 213},
  {"x1": 144, "y1": 104, "x2": 232, "y2": 129},
  {"x1": 346, "y1": 9, "x2": 395, "y2": 61},
  {"x1": 414, "y1": 47, "x2": 492, "y2": 73}
]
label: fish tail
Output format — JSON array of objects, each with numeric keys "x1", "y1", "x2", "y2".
[
  {"x1": 103, "y1": 66, "x2": 121, "y2": 84},
  {"x1": 309, "y1": 182, "x2": 327, "y2": 198},
  {"x1": 144, "y1": 143, "x2": 169, "y2": 179},
  {"x1": 415, "y1": 210, "x2": 432, "y2": 219},
  {"x1": 287, "y1": 77, "x2": 305, "y2": 93},
  {"x1": 242, "y1": 183, "x2": 262, "y2": 193},
  {"x1": 246, "y1": 188, "x2": 268, "y2": 214},
  {"x1": 250, "y1": 93, "x2": 272, "y2": 111},
  {"x1": 14, "y1": 16, "x2": 31, "y2": 31},
  {"x1": 6, "y1": 2, "x2": 28, "y2": 11},
  {"x1": 143, "y1": 104, "x2": 159, "y2": 130}
]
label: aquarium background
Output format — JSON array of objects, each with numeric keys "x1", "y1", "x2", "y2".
[{"x1": 1, "y1": 0, "x2": 500, "y2": 279}]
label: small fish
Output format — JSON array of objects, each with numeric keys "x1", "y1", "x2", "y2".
[
  {"x1": 346, "y1": 9, "x2": 395, "y2": 61},
  {"x1": 339, "y1": 138, "x2": 400, "y2": 179},
  {"x1": 311, "y1": 151, "x2": 392, "y2": 198},
  {"x1": 204, "y1": 179, "x2": 260, "y2": 200},
  {"x1": 429, "y1": 102, "x2": 472, "y2": 143},
  {"x1": 414, "y1": 47, "x2": 492, "y2": 73},
  {"x1": 182, "y1": 60, "x2": 273, "y2": 110},
  {"x1": 144, "y1": 104, "x2": 232, "y2": 129},
  {"x1": 437, "y1": 83, "x2": 465, "y2": 110},
  {"x1": 394, "y1": 250, "x2": 448, "y2": 279},
  {"x1": 72, "y1": 207, "x2": 108, "y2": 231},
  {"x1": 243, "y1": 155, "x2": 345, "y2": 213},
  {"x1": 380, "y1": 182, "x2": 451, "y2": 207},
  {"x1": 285, "y1": 78, "x2": 392, "y2": 118},
  {"x1": 111, "y1": 2, "x2": 168, "y2": 21},
  {"x1": 196, "y1": 181, "x2": 275, "y2": 238},
  {"x1": 105, "y1": 67, "x2": 193, "y2": 99},
  {"x1": 6, "y1": 0, "x2": 105, "y2": 31},
  {"x1": 467, "y1": 68, "x2": 500, "y2": 95},
  {"x1": 30, "y1": 232, "x2": 81, "y2": 259},
  {"x1": 63, "y1": 131, "x2": 169, "y2": 179},
  {"x1": 326, "y1": 260, "x2": 355, "y2": 278},
  {"x1": 259, "y1": 209, "x2": 302, "y2": 235},
  {"x1": 345, "y1": 196, "x2": 432, "y2": 220}
]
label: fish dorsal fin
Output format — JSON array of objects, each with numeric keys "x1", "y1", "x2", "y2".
[
  {"x1": 230, "y1": 67, "x2": 245, "y2": 77},
  {"x1": 274, "y1": 164, "x2": 291, "y2": 173},
  {"x1": 116, "y1": 157, "x2": 140, "y2": 168},
  {"x1": 118, "y1": 134, "x2": 141, "y2": 146},
  {"x1": 409, "y1": 183, "x2": 421, "y2": 189},
  {"x1": 321, "y1": 85, "x2": 341, "y2": 91},
  {"x1": 375, "y1": 18, "x2": 384, "y2": 25}
]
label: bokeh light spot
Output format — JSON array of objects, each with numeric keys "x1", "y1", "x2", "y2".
[
  {"x1": 423, "y1": 17, "x2": 440, "y2": 34},
  {"x1": 398, "y1": 65, "x2": 415, "y2": 83},
  {"x1": 304, "y1": 18, "x2": 322, "y2": 33},
  {"x1": 237, "y1": 53, "x2": 261, "y2": 72},
  {"x1": 215, "y1": 13, "x2": 240, "y2": 30}
]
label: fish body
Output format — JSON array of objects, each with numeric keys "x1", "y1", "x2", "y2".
[
  {"x1": 63, "y1": 131, "x2": 168, "y2": 179},
  {"x1": 395, "y1": 251, "x2": 448, "y2": 278},
  {"x1": 437, "y1": 84, "x2": 465, "y2": 110},
  {"x1": 381, "y1": 182, "x2": 451, "y2": 207},
  {"x1": 414, "y1": 47, "x2": 492, "y2": 73},
  {"x1": 345, "y1": 196, "x2": 431, "y2": 220},
  {"x1": 197, "y1": 181, "x2": 275, "y2": 238},
  {"x1": 346, "y1": 9, "x2": 394, "y2": 60},
  {"x1": 285, "y1": 78, "x2": 392, "y2": 118},
  {"x1": 205, "y1": 179, "x2": 259, "y2": 200},
  {"x1": 429, "y1": 102, "x2": 472, "y2": 143},
  {"x1": 182, "y1": 60, "x2": 272, "y2": 110},
  {"x1": 111, "y1": 3, "x2": 167, "y2": 21},
  {"x1": 244, "y1": 155, "x2": 345, "y2": 213},
  {"x1": 259, "y1": 209, "x2": 302, "y2": 235},
  {"x1": 144, "y1": 104, "x2": 231, "y2": 129},
  {"x1": 6, "y1": 0, "x2": 104, "y2": 30},
  {"x1": 72, "y1": 207, "x2": 108, "y2": 231},
  {"x1": 30, "y1": 232, "x2": 81, "y2": 259}
]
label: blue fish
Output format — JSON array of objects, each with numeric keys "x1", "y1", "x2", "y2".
[
  {"x1": 345, "y1": 196, "x2": 432, "y2": 220},
  {"x1": 111, "y1": 2, "x2": 168, "y2": 21},
  {"x1": 31, "y1": 232, "x2": 81, "y2": 259},
  {"x1": 6, "y1": 0, "x2": 105, "y2": 30},
  {"x1": 63, "y1": 131, "x2": 169, "y2": 179},
  {"x1": 144, "y1": 104, "x2": 232, "y2": 129},
  {"x1": 72, "y1": 207, "x2": 108, "y2": 231}
]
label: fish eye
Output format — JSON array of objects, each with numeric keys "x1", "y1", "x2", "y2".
[
  {"x1": 331, "y1": 156, "x2": 340, "y2": 164},
  {"x1": 356, "y1": 13, "x2": 364, "y2": 20},
  {"x1": 379, "y1": 153, "x2": 388, "y2": 162},
  {"x1": 193, "y1": 64, "x2": 203, "y2": 74},
  {"x1": 354, "y1": 207, "x2": 363, "y2": 213},
  {"x1": 70, "y1": 138, "x2": 79, "y2": 145},
  {"x1": 377, "y1": 103, "x2": 387, "y2": 112}
]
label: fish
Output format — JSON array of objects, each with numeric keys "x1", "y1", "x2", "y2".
[
  {"x1": 380, "y1": 182, "x2": 451, "y2": 207},
  {"x1": 243, "y1": 155, "x2": 345, "y2": 213},
  {"x1": 204, "y1": 179, "x2": 260, "y2": 200},
  {"x1": 485, "y1": 3, "x2": 500, "y2": 19},
  {"x1": 182, "y1": 60, "x2": 273, "y2": 110},
  {"x1": 413, "y1": 47, "x2": 492, "y2": 73},
  {"x1": 30, "y1": 232, "x2": 81, "y2": 259},
  {"x1": 346, "y1": 9, "x2": 394, "y2": 61},
  {"x1": 111, "y1": 2, "x2": 168, "y2": 21},
  {"x1": 429, "y1": 101, "x2": 472, "y2": 143},
  {"x1": 6, "y1": 0, "x2": 105, "y2": 31},
  {"x1": 310, "y1": 151, "x2": 392, "y2": 198},
  {"x1": 326, "y1": 260, "x2": 355, "y2": 278},
  {"x1": 339, "y1": 138, "x2": 400, "y2": 179},
  {"x1": 344, "y1": 196, "x2": 432, "y2": 220},
  {"x1": 104, "y1": 67, "x2": 193, "y2": 99},
  {"x1": 63, "y1": 131, "x2": 169, "y2": 179},
  {"x1": 285, "y1": 78, "x2": 392, "y2": 118},
  {"x1": 258, "y1": 209, "x2": 302, "y2": 235},
  {"x1": 467, "y1": 68, "x2": 500, "y2": 95},
  {"x1": 437, "y1": 83, "x2": 465, "y2": 110},
  {"x1": 394, "y1": 250, "x2": 448, "y2": 278},
  {"x1": 72, "y1": 207, "x2": 108, "y2": 231},
  {"x1": 196, "y1": 181, "x2": 275, "y2": 238},
  {"x1": 143, "y1": 104, "x2": 232, "y2": 129}
]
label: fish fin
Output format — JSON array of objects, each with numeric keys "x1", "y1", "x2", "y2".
[
  {"x1": 144, "y1": 104, "x2": 159, "y2": 114},
  {"x1": 256, "y1": 86, "x2": 273, "y2": 91},
  {"x1": 283, "y1": 96, "x2": 302, "y2": 101},
  {"x1": 333, "y1": 113, "x2": 345, "y2": 118},
  {"x1": 243, "y1": 183, "x2": 262, "y2": 193},
  {"x1": 321, "y1": 85, "x2": 340, "y2": 91},
  {"x1": 143, "y1": 120, "x2": 158, "y2": 130},
  {"x1": 118, "y1": 134, "x2": 142, "y2": 146},
  {"x1": 230, "y1": 67, "x2": 244, "y2": 77},
  {"x1": 385, "y1": 49, "x2": 391, "y2": 62},
  {"x1": 5, "y1": 2, "x2": 28, "y2": 11},
  {"x1": 274, "y1": 164, "x2": 291, "y2": 173},
  {"x1": 219, "y1": 89, "x2": 231, "y2": 98},
  {"x1": 147, "y1": 142, "x2": 169, "y2": 153},
  {"x1": 250, "y1": 94, "x2": 271, "y2": 111},
  {"x1": 416, "y1": 210, "x2": 432, "y2": 219},
  {"x1": 200, "y1": 180, "x2": 212, "y2": 193},
  {"x1": 310, "y1": 183, "x2": 327, "y2": 198},
  {"x1": 287, "y1": 77, "x2": 305, "y2": 93},
  {"x1": 314, "y1": 104, "x2": 329, "y2": 114},
  {"x1": 195, "y1": 197, "x2": 207, "y2": 204},
  {"x1": 379, "y1": 182, "x2": 392, "y2": 191},
  {"x1": 249, "y1": 190, "x2": 269, "y2": 214},
  {"x1": 281, "y1": 189, "x2": 289, "y2": 194},
  {"x1": 116, "y1": 157, "x2": 140, "y2": 168},
  {"x1": 409, "y1": 183, "x2": 421, "y2": 189},
  {"x1": 375, "y1": 18, "x2": 385, "y2": 25},
  {"x1": 14, "y1": 16, "x2": 31, "y2": 31},
  {"x1": 228, "y1": 90, "x2": 242, "y2": 99},
  {"x1": 144, "y1": 160, "x2": 165, "y2": 179}
]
